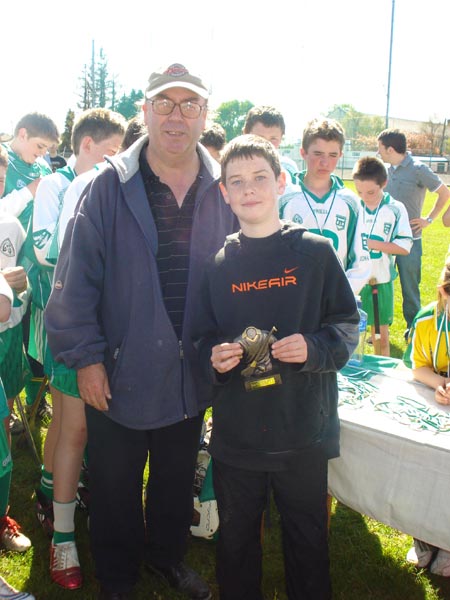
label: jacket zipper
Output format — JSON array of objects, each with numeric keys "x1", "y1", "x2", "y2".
[{"x1": 179, "y1": 340, "x2": 188, "y2": 419}]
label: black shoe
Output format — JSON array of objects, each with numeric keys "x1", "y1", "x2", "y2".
[
  {"x1": 147, "y1": 562, "x2": 211, "y2": 600},
  {"x1": 98, "y1": 588, "x2": 133, "y2": 600},
  {"x1": 34, "y1": 487, "x2": 54, "y2": 538}
]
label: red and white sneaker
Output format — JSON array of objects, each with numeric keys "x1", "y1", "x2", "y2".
[
  {"x1": 0, "y1": 516, "x2": 31, "y2": 552},
  {"x1": 50, "y1": 541, "x2": 82, "y2": 590}
]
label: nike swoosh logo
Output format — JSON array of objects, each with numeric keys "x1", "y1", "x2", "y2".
[{"x1": 284, "y1": 267, "x2": 299, "y2": 274}]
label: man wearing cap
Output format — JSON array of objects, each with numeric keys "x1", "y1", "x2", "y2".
[{"x1": 45, "y1": 63, "x2": 236, "y2": 600}]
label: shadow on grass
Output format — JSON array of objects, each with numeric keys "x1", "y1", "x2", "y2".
[{"x1": 330, "y1": 502, "x2": 446, "y2": 600}]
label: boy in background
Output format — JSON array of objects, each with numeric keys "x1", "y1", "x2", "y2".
[
  {"x1": 352, "y1": 156, "x2": 412, "y2": 356},
  {"x1": 192, "y1": 135, "x2": 358, "y2": 600},
  {"x1": 1, "y1": 112, "x2": 59, "y2": 413},
  {"x1": 1, "y1": 112, "x2": 59, "y2": 229},
  {"x1": 243, "y1": 105, "x2": 298, "y2": 192},
  {"x1": 31, "y1": 108, "x2": 126, "y2": 590},
  {"x1": 279, "y1": 118, "x2": 370, "y2": 296},
  {"x1": 200, "y1": 122, "x2": 226, "y2": 162}
]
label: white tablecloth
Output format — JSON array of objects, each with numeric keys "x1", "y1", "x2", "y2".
[{"x1": 328, "y1": 363, "x2": 450, "y2": 550}]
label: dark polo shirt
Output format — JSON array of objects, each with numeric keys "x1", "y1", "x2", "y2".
[{"x1": 140, "y1": 146, "x2": 199, "y2": 339}]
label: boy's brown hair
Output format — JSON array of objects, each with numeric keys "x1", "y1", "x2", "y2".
[
  {"x1": 302, "y1": 118, "x2": 345, "y2": 152},
  {"x1": 352, "y1": 156, "x2": 388, "y2": 186},
  {"x1": 71, "y1": 108, "x2": 127, "y2": 156},
  {"x1": 243, "y1": 106, "x2": 286, "y2": 136},
  {"x1": 14, "y1": 112, "x2": 59, "y2": 143},
  {"x1": 220, "y1": 134, "x2": 281, "y2": 185}
]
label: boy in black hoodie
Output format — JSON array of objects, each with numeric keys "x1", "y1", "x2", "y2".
[{"x1": 192, "y1": 135, "x2": 359, "y2": 600}]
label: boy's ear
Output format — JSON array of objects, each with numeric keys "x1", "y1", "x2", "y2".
[
  {"x1": 277, "y1": 171, "x2": 287, "y2": 196},
  {"x1": 79, "y1": 136, "x2": 93, "y2": 153},
  {"x1": 219, "y1": 181, "x2": 230, "y2": 204},
  {"x1": 300, "y1": 147, "x2": 307, "y2": 160},
  {"x1": 17, "y1": 128, "x2": 28, "y2": 142}
]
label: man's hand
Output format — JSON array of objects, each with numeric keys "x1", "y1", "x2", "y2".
[
  {"x1": 2, "y1": 266, "x2": 27, "y2": 293},
  {"x1": 211, "y1": 342, "x2": 243, "y2": 373},
  {"x1": 409, "y1": 217, "x2": 430, "y2": 234},
  {"x1": 271, "y1": 333, "x2": 308, "y2": 364},
  {"x1": 77, "y1": 363, "x2": 111, "y2": 411}
]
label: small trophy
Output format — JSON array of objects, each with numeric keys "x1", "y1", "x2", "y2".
[{"x1": 234, "y1": 326, "x2": 282, "y2": 392}]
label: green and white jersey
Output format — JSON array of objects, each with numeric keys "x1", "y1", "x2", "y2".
[
  {"x1": 1, "y1": 144, "x2": 52, "y2": 230},
  {"x1": 58, "y1": 163, "x2": 104, "y2": 247},
  {"x1": 279, "y1": 172, "x2": 371, "y2": 295},
  {"x1": 360, "y1": 193, "x2": 412, "y2": 285},
  {"x1": 21, "y1": 166, "x2": 75, "y2": 311},
  {"x1": 32, "y1": 165, "x2": 75, "y2": 268}
]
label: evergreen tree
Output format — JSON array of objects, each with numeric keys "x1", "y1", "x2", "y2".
[{"x1": 59, "y1": 109, "x2": 75, "y2": 155}]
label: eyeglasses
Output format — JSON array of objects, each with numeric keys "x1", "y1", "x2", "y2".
[{"x1": 149, "y1": 98, "x2": 207, "y2": 119}]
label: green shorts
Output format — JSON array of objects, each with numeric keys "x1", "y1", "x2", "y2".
[
  {"x1": 28, "y1": 304, "x2": 52, "y2": 374},
  {"x1": 50, "y1": 358, "x2": 80, "y2": 398},
  {"x1": 0, "y1": 324, "x2": 31, "y2": 399},
  {"x1": 361, "y1": 281, "x2": 394, "y2": 327}
]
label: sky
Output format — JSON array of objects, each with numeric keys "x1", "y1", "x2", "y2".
[{"x1": 2, "y1": 0, "x2": 450, "y2": 142}]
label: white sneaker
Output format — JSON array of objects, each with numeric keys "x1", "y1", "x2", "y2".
[
  {"x1": 406, "y1": 539, "x2": 437, "y2": 568},
  {"x1": 0, "y1": 516, "x2": 32, "y2": 552},
  {"x1": 0, "y1": 575, "x2": 35, "y2": 599},
  {"x1": 9, "y1": 413, "x2": 24, "y2": 435},
  {"x1": 430, "y1": 548, "x2": 450, "y2": 577}
]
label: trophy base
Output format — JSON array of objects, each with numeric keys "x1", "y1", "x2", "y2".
[{"x1": 244, "y1": 373, "x2": 282, "y2": 392}]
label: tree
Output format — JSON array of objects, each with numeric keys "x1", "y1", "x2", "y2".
[
  {"x1": 78, "y1": 41, "x2": 117, "y2": 110},
  {"x1": 326, "y1": 104, "x2": 384, "y2": 146},
  {"x1": 215, "y1": 100, "x2": 254, "y2": 142},
  {"x1": 59, "y1": 109, "x2": 75, "y2": 155},
  {"x1": 116, "y1": 89, "x2": 144, "y2": 120},
  {"x1": 420, "y1": 117, "x2": 444, "y2": 156}
]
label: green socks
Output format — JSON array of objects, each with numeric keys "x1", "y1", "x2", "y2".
[
  {"x1": 0, "y1": 471, "x2": 12, "y2": 517},
  {"x1": 39, "y1": 467, "x2": 53, "y2": 500}
]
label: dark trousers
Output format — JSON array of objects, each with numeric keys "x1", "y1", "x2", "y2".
[
  {"x1": 85, "y1": 405, "x2": 204, "y2": 593},
  {"x1": 213, "y1": 449, "x2": 331, "y2": 600}
]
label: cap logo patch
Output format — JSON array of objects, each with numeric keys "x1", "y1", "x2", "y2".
[{"x1": 164, "y1": 64, "x2": 189, "y2": 77}]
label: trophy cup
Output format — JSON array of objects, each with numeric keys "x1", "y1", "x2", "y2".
[{"x1": 234, "y1": 325, "x2": 282, "y2": 392}]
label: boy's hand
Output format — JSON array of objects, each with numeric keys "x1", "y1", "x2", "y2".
[
  {"x1": 271, "y1": 334, "x2": 308, "y2": 364},
  {"x1": 2, "y1": 266, "x2": 27, "y2": 293},
  {"x1": 211, "y1": 342, "x2": 243, "y2": 373},
  {"x1": 435, "y1": 380, "x2": 450, "y2": 405}
]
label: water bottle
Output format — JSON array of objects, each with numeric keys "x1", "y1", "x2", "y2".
[{"x1": 348, "y1": 297, "x2": 367, "y2": 366}]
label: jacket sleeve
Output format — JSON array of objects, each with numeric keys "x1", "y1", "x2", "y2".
[
  {"x1": 191, "y1": 261, "x2": 232, "y2": 386},
  {"x1": 302, "y1": 244, "x2": 359, "y2": 372},
  {"x1": 44, "y1": 177, "x2": 108, "y2": 370}
]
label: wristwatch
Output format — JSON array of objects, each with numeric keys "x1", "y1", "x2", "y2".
[{"x1": 426, "y1": 217, "x2": 433, "y2": 224}]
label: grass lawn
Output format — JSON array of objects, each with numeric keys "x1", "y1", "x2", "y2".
[{"x1": 1, "y1": 186, "x2": 450, "y2": 599}]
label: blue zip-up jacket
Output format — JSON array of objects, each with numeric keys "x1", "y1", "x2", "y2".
[{"x1": 44, "y1": 135, "x2": 237, "y2": 429}]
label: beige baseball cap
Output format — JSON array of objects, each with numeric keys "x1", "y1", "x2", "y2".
[{"x1": 145, "y1": 63, "x2": 209, "y2": 100}]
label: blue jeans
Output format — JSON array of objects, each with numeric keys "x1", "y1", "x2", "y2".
[{"x1": 396, "y1": 238, "x2": 422, "y2": 329}]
